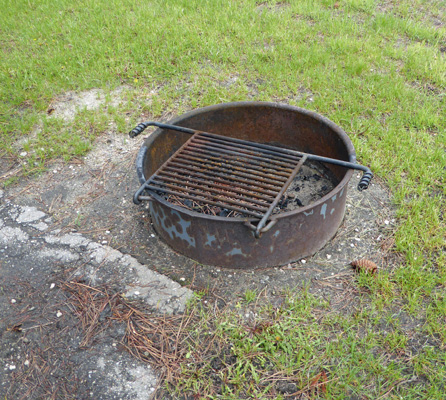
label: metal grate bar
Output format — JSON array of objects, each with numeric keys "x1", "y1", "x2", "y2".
[
  {"x1": 152, "y1": 176, "x2": 271, "y2": 207},
  {"x1": 173, "y1": 153, "x2": 289, "y2": 182},
  {"x1": 145, "y1": 185, "x2": 265, "y2": 217},
  {"x1": 179, "y1": 149, "x2": 294, "y2": 176},
  {"x1": 163, "y1": 164, "x2": 281, "y2": 192},
  {"x1": 149, "y1": 180, "x2": 269, "y2": 212},
  {"x1": 189, "y1": 139, "x2": 295, "y2": 168},
  {"x1": 254, "y1": 154, "x2": 308, "y2": 234},
  {"x1": 199, "y1": 132, "x2": 303, "y2": 161},
  {"x1": 193, "y1": 134, "x2": 301, "y2": 163},
  {"x1": 158, "y1": 171, "x2": 276, "y2": 201},
  {"x1": 166, "y1": 160, "x2": 285, "y2": 187},
  {"x1": 160, "y1": 168, "x2": 278, "y2": 197}
]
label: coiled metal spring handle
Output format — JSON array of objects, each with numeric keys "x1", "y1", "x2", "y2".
[
  {"x1": 129, "y1": 122, "x2": 151, "y2": 138},
  {"x1": 358, "y1": 171, "x2": 373, "y2": 191}
]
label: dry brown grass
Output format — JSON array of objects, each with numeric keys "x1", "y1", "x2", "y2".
[{"x1": 62, "y1": 280, "x2": 215, "y2": 388}]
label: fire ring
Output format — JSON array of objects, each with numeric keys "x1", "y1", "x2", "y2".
[{"x1": 132, "y1": 102, "x2": 371, "y2": 269}]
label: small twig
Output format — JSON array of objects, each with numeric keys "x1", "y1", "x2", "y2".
[
  {"x1": 376, "y1": 378, "x2": 418, "y2": 399},
  {"x1": 21, "y1": 322, "x2": 54, "y2": 332},
  {"x1": 288, "y1": 377, "x2": 339, "y2": 397},
  {"x1": 320, "y1": 271, "x2": 352, "y2": 280}
]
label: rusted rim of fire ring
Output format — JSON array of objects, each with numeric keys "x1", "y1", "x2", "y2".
[{"x1": 136, "y1": 102, "x2": 356, "y2": 222}]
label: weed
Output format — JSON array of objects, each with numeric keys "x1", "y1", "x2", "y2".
[{"x1": 243, "y1": 288, "x2": 257, "y2": 304}]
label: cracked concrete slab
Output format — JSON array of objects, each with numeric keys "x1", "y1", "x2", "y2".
[
  {"x1": 0, "y1": 197, "x2": 192, "y2": 399},
  {"x1": 15, "y1": 205, "x2": 46, "y2": 223},
  {"x1": 0, "y1": 226, "x2": 29, "y2": 244}
]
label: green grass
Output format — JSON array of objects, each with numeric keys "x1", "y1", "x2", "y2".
[
  {"x1": 170, "y1": 287, "x2": 446, "y2": 399},
  {"x1": 1, "y1": 0, "x2": 445, "y2": 398}
]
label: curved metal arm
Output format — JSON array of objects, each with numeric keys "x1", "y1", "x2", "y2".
[
  {"x1": 133, "y1": 181, "x2": 150, "y2": 204},
  {"x1": 304, "y1": 153, "x2": 373, "y2": 191},
  {"x1": 244, "y1": 220, "x2": 278, "y2": 238},
  {"x1": 129, "y1": 121, "x2": 195, "y2": 138}
]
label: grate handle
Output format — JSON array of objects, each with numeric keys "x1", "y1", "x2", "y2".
[
  {"x1": 129, "y1": 121, "x2": 195, "y2": 138},
  {"x1": 358, "y1": 171, "x2": 373, "y2": 191},
  {"x1": 129, "y1": 122, "x2": 150, "y2": 138},
  {"x1": 133, "y1": 179, "x2": 154, "y2": 204}
]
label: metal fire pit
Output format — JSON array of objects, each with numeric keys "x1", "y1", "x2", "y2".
[{"x1": 131, "y1": 102, "x2": 370, "y2": 268}]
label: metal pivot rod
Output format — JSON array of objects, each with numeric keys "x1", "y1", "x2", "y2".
[{"x1": 129, "y1": 121, "x2": 373, "y2": 191}]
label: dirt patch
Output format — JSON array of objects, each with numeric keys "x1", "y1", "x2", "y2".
[
  {"x1": 9, "y1": 86, "x2": 139, "y2": 160},
  {"x1": 47, "y1": 86, "x2": 129, "y2": 121},
  {"x1": 256, "y1": 1, "x2": 290, "y2": 14}
]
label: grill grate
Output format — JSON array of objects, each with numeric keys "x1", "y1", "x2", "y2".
[
  {"x1": 143, "y1": 131, "x2": 308, "y2": 223},
  {"x1": 130, "y1": 121, "x2": 373, "y2": 237}
]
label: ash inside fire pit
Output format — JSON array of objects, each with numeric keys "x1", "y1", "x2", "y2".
[
  {"x1": 277, "y1": 161, "x2": 336, "y2": 213},
  {"x1": 163, "y1": 160, "x2": 336, "y2": 217}
]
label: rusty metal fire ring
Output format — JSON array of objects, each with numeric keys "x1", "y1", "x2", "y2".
[{"x1": 131, "y1": 102, "x2": 371, "y2": 269}]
